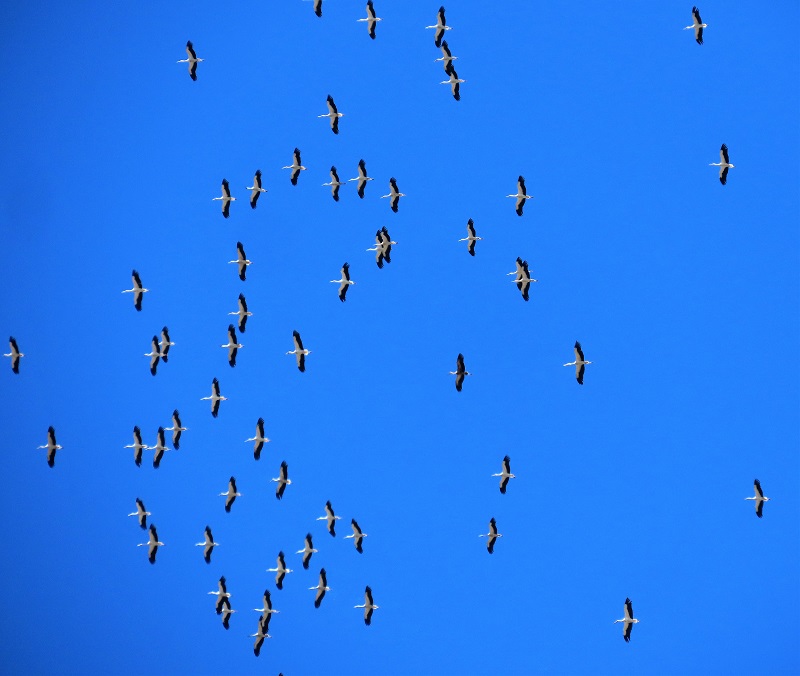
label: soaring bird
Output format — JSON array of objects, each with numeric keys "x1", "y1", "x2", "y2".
[
  {"x1": 159, "y1": 327, "x2": 175, "y2": 363},
  {"x1": 449, "y1": 353, "x2": 471, "y2": 392},
  {"x1": 208, "y1": 576, "x2": 231, "y2": 615},
  {"x1": 479, "y1": 517, "x2": 502, "y2": 554},
  {"x1": 228, "y1": 293, "x2": 252, "y2": 332},
  {"x1": 220, "y1": 599, "x2": 236, "y2": 630},
  {"x1": 367, "y1": 227, "x2": 396, "y2": 268},
  {"x1": 709, "y1": 144, "x2": 734, "y2": 185},
  {"x1": 348, "y1": 159, "x2": 374, "y2": 198},
  {"x1": 251, "y1": 616, "x2": 272, "y2": 657},
  {"x1": 322, "y1": 166, "x2": 345, "y2": 201},
  {"x1": 144, "y1": 336, "x2": 160, "y2": 376},
  {"x1": 344, "y1": 519, "x2": 367, "y2": 553},
  {"x1": 195, "y1": 526, "x2": 219, "y2": 563},
  {"x1": 614, "y1": 598, "x2": 640, "y2": 642},
  {"x1": 440, "y1": 66, "x2": 465, "y2": 100},
  {"x1": 331, "y1": 263, "x2": 355, "y2": 302},
  {"x1": 425, "y1": 6, "x2": 452, "y2": 48},
  {"x1": 381, "y1": 177, "x2": 405, "y2": 213},
  {"x1": 247, "y1": 170, "x2": 267, "y2": 209},
  {"x1": 314, "y1": 0, "x2": 322, "y2": 17},
  {"x1": 317, "y1": 501, "x2": 342, "y2": 536},
  {"x1": 435, "y1": 40, "x2": 457, "y2": 73},
  {"x1": 506, "y1": 257, "x2": 537, "y2": 301},
  {"x1": 219, "y1": 476, "x2": 242, "y2": 513},
  {"x1": 745, "y1": 479, "x2": 770, "y2": 518},
  {"x1": 150, "y1": 427, "x2": 168, "y2": 469},
  {"x1": 310, "y1": 568, "x2": 331, "y2": 608},
  {"x1": 201, "y1": 378, "x2": 227, "y2": 418},
  {"x1": 122, "y1": 270, "x2": 148, "y2": 311},
  {"x1": 458, "y1": 219, "x2": 481, "y2": 256},
  {"x1": 282, "y1": 148, "x2": 307, "y2": 185},
  {"x1": 253, "y1": 589, "x2": 280, "y2": 625},
  {"x1": 272, "y1": 461, "x2": 291, "y2": 499},
  {"x1": 267, "y1": 551, "x2": 293, "y2": 589},
  {"x1": 177, "y1": 41, "x2": 203, "y2": 80},
  {"x1": 297, "y1": 533, "x2": 318, "y2": 570},
  {"x1": 246, "y1": 417, "x2": 270, "y2": 460},
  {"x1": 684, "y1": 6, "x2": 707, "y2": 44},
  {"x1": 507, "y1": 176, "x2": 533, "y2": 216},
  {"x1": 286, "y1": 331, "x2": 310, "y2": 372},
  {"x1": 357, "y1": 1, "x2": 382, "y2": 39},
  {"x1": 125, "y1": 426, "x2": 146, "y2": 467},
  {"x1": 138, "y1": 524, "x2": 164, "y2": 563},
  {"x1": 318, "y1": 95, "x2": 344, "y2": 134},
  {"x1": 492, "y1": 456, "x2": 515, "y2": 494},
  {"x1": 212, "y1": 179, "x2": 236, "y2": 218},
  {"x1": 228, "y1": 241, "x2": 252, "y2": 281},
  {"x1": 221, "y1": 324, "x2": 243, "y2": 367},
  {"x1": 128, "y1": 498, "x2": 151, "y2": 529},
  {"x1": 563, "y1": 341, "x2": 592, "y2": 385},
  {"x1": 37, "y1": 426, "x2": 62, "y2": 468},
  {"x1": 164, "y1": 410, "x2": 187, "y2": 449},
  {"x1": 4, "y1": 337, "x2": 23, "y2": 373},
  {"x1": 355, "y1": 586, "x2": 379, "y2": 625}
]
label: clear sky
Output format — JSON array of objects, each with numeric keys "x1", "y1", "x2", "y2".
[{"x1": 1, "y1": 2, "x2": 798, "y2": 674}]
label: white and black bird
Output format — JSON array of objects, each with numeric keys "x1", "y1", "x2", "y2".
[
  {"x1": 355, "y1": 586, "x2": 378, "y2": 625},
  {"x1": 212, "y1": 179, "x2": 236, "y2": 218},
  {"x1": 267, "y1": 551, "x2": 293, "y2": 589},
  {"x1": 331, "y1": 263, "x2": 355, "y2": 302},
  {"x1": 220, "y1": 599, "x2": 236, "y2": 630},
  {"x1": 283, "y1": 147, "x2": 307, "y2": 185},
  {"x1": 228, "y1": 293, "x2": 252, "y2": 332},
  {"x1": 746, "y1": 479, "x2": 770, "y2": 518},
  {"x1": 506, "y1": 257, "x2": 536, "y2": 301},
  {"x1": 219, "y1": 476, "x2": 242, "y2": 513},
  {"x1": 367, "y1": 227, "x2": 395, "y2": 268},
  {"x1": 4, "y1": 337, "x2": 23, "y2": 373},
  {"x1": 251, "y1": 617, "x2": 272, "y2": 657},
  {"x1": 209, "y1": 576, "x2": 231, "y2": 614},
  {"x1": 195, "y1": 526, "x2": 219, "y2": 563},
  {"x1": 317, "y1": 501, "x2": 342, "y2": 536},
  {"x1": 381, "y1": 177, "x2": 405, "y2": 213},
  {"x1": 138, "y1": 524, "x2": 164, "y2": 564},
  {"x1": 684, "y1": 6, "x2": 707, "y2": 44},
  {"x1": 614, "y1": 598, "x2": 640, "y2": 642},
  {"x1": 441, "y1": 66, "x2": 464, "y2": 100},
  {"x1": 159, "y1": 327, "x2": 175, "y2": 363},
  {"x1": 710, "y1": 144, "x2": 734, "y2": 185},
  {"x1": 272, "y1": 461, "x2": 291, "y2": 500},
  {"x1": 450, "y1": 353, "x2": 471, "y2": 392},
  {"x1": 345, "y1": 519, "x2": 367, "y2": 553},
  {"x1": 507, "y1": 176, "x2": 533, "y2": 216},
  {"x1": 201, "y1": 377, "x2": 227, "y2": 418},
  {"x1": 348, "y1": 159, "x2": 374, "y2": 198},
  {"x1": 229, "y1": 241, "x2": 252, "y2": 281},
  {"x1": 122, "y1": 270, "x2": 148, "y2": 311},
  {"x1": 323, "y1": 166, "x2": 345, "y2": 201},
  {"x1": 128, "y1": 498, "x2": 151, "y2": 529},
  {"x1": 254, "y1": 589, "x2": 280, "y2": 624},
  {"x1": 318, "y1": 95, "x2": 344, "y2": 134},
  {"x1": 426, "y1": 6, "x2": 452, "y2": 47},
  {"x1": 435, "y1": 40, "x2": 457, "y2": 73},
  {"x1": 297, "y1": 534, "x2": 318, "y2": 570},
  {"x1": 37, "y1": 426, "x2": 62, "y2": 468},
  {"x1": 177, "y1": 41, "x2": 203, "y2": 80},
  {"x1": 286, "y1": 331, "x2": 310, "y2": 372},
  {"x1": 311, "y1": 568, "x2": 330, "y2": 608},
  {"x1": 479, "y1": 517, "x2": 502, "y2": 554},
  {"x1": 221, "y1": 324, "x2": 242, "y2": 367},
  {"x1": 125, "y1": 426, "x2": 146, "y2": 467},
  {"x1": 150, "y1": 426, "x2": 168, "y2": 469},
  {"x1": 563, "y1": 341, "x2": 592, "y2": 385},
  {"x1": 247, "y1": 170, "x2": 267, "y2": 209},
  {"x1": 357, "y1": 1, "x2": 381, "y2": 39},
  {"x1": 314, "y1": 0, "x2": 322, "y2": 17},
  {"x1": 144, "y1": 336, "x2": 160, "y2": 376},
  {"x1": 458, "y1": 219, "x2": 481, "y2": 256},
  {"x1": 246, "y1": 417, "x2": 270, "y2": 460},
  {"x1": 164, "y1": 409, "x2": 187, "y2": 449},
  {"x1": 492, "y1": 456, "x2": 515, "y2": 494}
]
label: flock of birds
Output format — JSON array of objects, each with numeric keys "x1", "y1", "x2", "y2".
[{"x1": 5, "y1": 3, "x2": 765, "y2": 663}]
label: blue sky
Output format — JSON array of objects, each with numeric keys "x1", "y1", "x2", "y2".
[{"x1": 1, "y1": 2, "x2": 798, "y2": 674}]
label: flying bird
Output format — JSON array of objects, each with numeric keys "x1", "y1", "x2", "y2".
[
  {"x1": 282, "y1": 148, "x2": 307, "y2": 185},
  {"x1": 318, "y1": 95, "x2": 344, "y2": 134},
  {"x1": 614, "y1": 598, "x2": 640, "y2": 642},
  {"x1": 272, "y1": 461, "x2": 291, "y2": 499},
  {"x1": 286, "y1": 331, "x2": 310, "y2": 372},
  {"x1": 158, "y1": 327, "x2": 175, "y2": 363},
  {"x1": 563, "y1": 341, "x2": 592, "y2": 385},
  {"x1": 228, "y1": 293, "x2": 252, "y2": 332},
  {"x1": 254, "y1": 589, "x2": 280, "y2": 625},
  {"x1": 221, "y1": 324, "x2": 243, "y2": 367},
  {"x1": 177, "y1": 41, "x2": 203, "y2": 80},
  {"x1": 195, "y1": 526, "x2": 219, "y2": 563},
  {"x1": 150, "y1": 427, "x2": 168, "y2": 469},
  {"x1": 458, "y1": 219, "x2": 481, "y2": 256},
  {"x1": 507, "y1": 176, "x2": 533, "y2": 216},
  {"x1": 4, "y1": 337, "x2": 23, "y2": 373},
  {"x1": 212, "y1": 179, "x2": 236, "y2": 218},
  {"x1": 125, "y1": 426, "x2": 146, "y2": 467},
  {"x1": 331, "y1": 263, "x2": 355, "y2": 302},
  {"x1": 251, "y1": 617, "x2": 272, "y2": 657},
  {"x1": 344, "y1": 519, "x2": 367, "y2": 553},
  {"x1": 506, "y1": 257, "x2": 537, "y2": 301},
  {"x1": 267, "y1": 551, "x2": 293, "y2": 589},
  {"x1": 449, "y1": 353, "x2": 471, "y2": 392},
  {"x1": 229, "y1": 241, "x2": 252, "y2": 281},
  {"x1": 164, "y1": 409, "x2": 187, "y2": 449},
  {"x1": 709, "y1": 144, "x2": 734, "y2": 185},
  {"x1": 435, "y1": 40, "x2": 457, "y2": 73},
  {"x1": 220, "y1": 599, "x2": 236, "y2": 630},
  {"x1": 128, "y1": 498, "x2": 151, "y2": 529},
  {"x1": 355, "y1": 586, "x2": 378, "y2": 625},
  {"x1": 746, "y1": 479, "x2": 770, "y2": 518},
  {"x1": 201, "y1": 378, "x2": 227, "y2": 418},
  {"x1": 122, "y1": 270, "x2": 148, "y2": 311},
  {"x1": 219, "y1": 476, "x2": 242, "y2": 513},
  {"x1": 684, "y1": 6, "x2": 707, "y2": 44},
  {"x1": 297, "y1": 534, "x2": 318, "y2": 570},
  {"x1": 246, "y1": 418, "x2": 270, "y2": 460},
  {"x1": 381, "y1": 177, "x2": 405, "y2": 213},
  {"x1": 208, "y1": 576, "x2": 231, "y2": 614},
  {"x1": 317, "y1": 501, "x2": 342, "y2": 536},
  {"x1": 37, "y1": 426, "x2": 62, "y2": 468},
  {"x1": 357, "y1": 1, "x2": 382, "y2": 39},
  {"x1": 138, "y1": 524, "x2": 164, "y2": 564},
  {"x1": 144, "y1": 336, "x2": 160, "y2": 376},
  {"x1": 367, "y1": 227, "x2": 396, "y2": 268},
  {"x1": 492, "y1": 456, "x2": 515, "y2": 494},
  {"x1": 314, "y1": 0, "x2": 322, "y2": 17},
  {"x1": 247, "y1": 170, "x2": 267, "y2": 209},
  {"x1": 440, "y1": 66, "x2": 465, "y2": 100},
  {"x1": 310, "y1": 568, "x2": 330, "y2": 608},
  {"x1": 479, "y1": 517, "x2": 502, "y2": 554},
  {"x1": 425, "y1": 6, "x2": 452, "y2": 47},
  {"x1": 348, "y1": 159, "x2": 374, "y2": 198},
  {"x1": 322, "y1": 166, "x2": 345, "y2": 201}
]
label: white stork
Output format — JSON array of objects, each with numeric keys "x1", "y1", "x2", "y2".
[
  {"x1": 267, "y1": 551, "x2": 293, "y2": 589},
  {"x1": 228, "y1": 293, "x2": 252, "y2": 332},
  {"x1": 746, "y1": 479, "x2": 770, "y2": 518},
  {"x1": 220, "y1": 599, "x2": 236, "y2": 630},
  {"x1": 124, "y1": 426, "x2": 146, "y2": 467},
  {"x1": 150, "y1": 426, "x2": 168, "y2": 469},
  {"x1": 458, "y1": 219, "x2": 481, "y2": 256},
  {"x1": 710, "y1": 144, "x2": 734, "y2": 185},
  {"x1": 318, "y1": 95, "x2": 343, "y2": 134},
  {"x1": 4, "y1": 337, "x2": 23, "y2": 373},
  {"x1": 208, "y1": 576, "x2": 231, "y2": 614},
  {"x1": 684, "y1": 6, "x2": 707, "y2": 44},
  {"x1": 297, "y1": 533, "x2": 318, "y2": 570},
  {"x1": 492, "y1": 456, "x2": 515, "y2": 494},
  {"x1": 251, "y1": 617, "x2": 271, "y2": 657},
  {"x1": 449, "y1": 353, "x2": 471, "y2": 392},
  {"x1": 563, "y1": 341, "x2": 592, "y2": 385},
  {"x1": 246, "y1": 417, "x2": 270, "y2": 460},
  {"x1": 247, "y1": 170, "x2": 267, "y2": 209},
  {"x1": 272, "y1": 461, "x2": 291, "y2": 499},
  {"x1": 426, "y1": 6, "x2": 452, "y2": 48},
  {"x1": 506, "y1": 257, "x2": 536, "y2": 301},
  {"x1": 507, "y1": 176, "x2": 533, "y2": 216},
  {"x1": 177, "y1": 41, "x2": 203, "y2": 80},
  {"x1": 323, "y1": 166, "x2": 345, "y2": 201},
  {"x1": 614, "y1": 598, "x2": 639, "y2": 642},
  {"x1": 286, "y1": 331, "x2": 310, "y2": 372},
  {"x1": 200, "y1": 377, "x2": 227, "y2": 418},
  {"x1": 195, "y1": 526, "x2": 219, "y2": 563},
  {"x1": 479, "y1": 517, "x2": 502, "y2": 554},
  {"x1": 310, "y1": 568, "x2": 330, "y2": 608},
  {"x1": 219, "y1": 476, "x2": 241, "y2": 512},
  {"x1": 355, "y1": 586, "x2": 378, "y2": 625},
  {"x1": 367, "y1": 227, "x2": 395, "y2": 268},
  {"x1": 357, "y1": 1, "x2": 381, "y2": 39},
  {"x1": 381, "y1": 177, "x2": 405, "y2": 213},
  {"x1": 37, "y1": 426, "x2": 62, "y2": 468},
  {"x1": 122, "y1": 270, "x2": 148, "y2": 311},
  {"x1": 212, "y1": 179, "x2": 236, "y2": 218},
  {"x1": 254, "y1": 589, "x2": 280, "y2": 623},
  {"x1": 331, "y1": 263, "x2": 355, "y2": 302},
  {"x1": 282, "y1": 148, "x2": 307, "y2": 185},
  {"x1": 159, "y1": 327, "x2": 175, "y2": 363},
  {"x1": 435, "y1": 40, "x2": 457, "y2": 72},
  {"x1": 221, "y1": 324, "x2": 243, "y2": 368},
  {"x1": 128, "y1": 498, "x2": 150, "y2": 529},
  {"x1": 344, "y1": 519, "x2": 367, "y2": 553},
  {"x1": 314, "y1": 0, "x2": 322, "y2": 17},
  {"x1": 164, "y1": 409, "x2": 187, "y2": 449},
  {"x1": 440, "y1": 66, "x2": 465, "y2": 101},
  {"x1": 144, "y1": 336, "x2": 160, "y2": 376},
  {"x1": 228, "y1": 241, "x2": 252, "y2": 281},
  {"x1": 348, "y1": 159, "x2": 374, "y2": 198},
  {"x1": 317, "y1": 501, "x2": 342, "y2": 537},
  {"x1": 138, "y1": 524, "x2": 164, "y2": 564}
]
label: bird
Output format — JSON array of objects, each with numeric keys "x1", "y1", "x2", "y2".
[
  {"x1": 684, "y1": 6, "x2": 707, "y2": 44},
  {"x1": 254, "y1": 589, "x2": 280, "y2": 625},
  {"x1": 246, "y1": 418, "x2": 270, "y2": 460},
  {"x1": 229, "y1": 241, "x2": 252, "y2": 281},
  {"x1": 208, "y1": 576, "x2": 231, "y2": 614},
  {"x1": 449, "y1": 353, "x2": 471, "y2": 392},
  {"x1": 313, "y1": 0, "x2": 322, "y2": 17},
  {"x1": 492, "y1": 456, "x2": 515, "y2": 494},
  {"x1": 158, "y1": 327, "x2": 175, "y2": 363},
  {"x1": 348, "y1": 159, "x2": 374, "y2": 198},
  {"x1": 746, "y1": 479, "x2": 770, "y2": 518},
  {"x1": 318, "y1": 95, "x2": 344, "y2": 134},
  {"x1": 355, "y1": 586, "x2": 378, "y2": 625},
  {"x1": 247, "y1": 170, "x2": 267, "y2": 209},
  {"x1": 282, "y1": 148, "x2": 307, "y2": 185},
  {"x1": 331, "y1": 263, "x2": 355, "y2": 302},
  {"x1": 710, "y1": 144, "x2": 734, "y2": 185},
  {"x1": 367, "y1": 227, "x2": 396, "y2": 268},
  {"x1": 267, "y1": 551, "x2": 293, "y2": 589},
  {"x1": 286, "y1": 331, "x2": 310, "y2": 372},
  {"x1": 435, "y1": 40, "x2": 457, "y2": 73},
  {"x1": 164, "y1": 410, "x2": 187, "y2": 449},
  {"x1": 357, "y1": 1, "x2": 381, "y2": 39},
  {"x1": 212, "y1": 179, "x2": 236, "y2": 218},
  {"x1": 122, "y1": 270, "x2": 148, "y2": 311},
  {"x1": 128, "y1": 498, "x2": 150, "y2": 529},
  {"x1": 440, "y1": 66, "x2": 464, "y2": 100},
  {"x1": 317, "y1": 501, "x2": 342, "y2": 537},
  {"x1": 177, "y1": 41, "x2": 203, "y2": 80},
  {"x1": 506, "y1": 257, "x2": 537, "y2": 301},
  {"x1": 124, "y1": 426, "x2": 146, "y2": 467},
  {"x1": 322, "y1": 166, "x2": 345, "y2": 201},
  {"x1": 195, "y1": 526, "x2": 219, "y2": 563},
  {"x1": 297, "y1": 534, "x2": 318, "y2": 570},
  {"x1": 381, "y1": 177, "x2": 405, "y2": 213},
  {"x1": 272, "y1": 461, "x2": 291, "y2": 499},
  {"x1": 310, "y1": 568, "x2": 330, "y2": 608},
  {"x1": 426, "y1": 6, "x2": 452, "y2": 48},
  {"x1": 507, "y1": 176, "x2": 533, "y2": 216},
  {"x1": 37, "y1": 426, "x2": 62, "y2": 468},
  {"x1": 220, "y1": 599, "x2": 236, "y2": 630},
  {"x1": 4, "y1": 337, "x2": 23, "y2": 373},
  {"x1": 479, "y1": 517, "x2": 502, "y2": 554},
  {"x1": 344, "y1": 519, "x2": 367, "y2": 553},
  {"x1": 150, "y1": 427, "x2": 168, "y2": 469},
  {"x1": 251, "y1": 616, "x2": 272, "y2": 657},
  {"x1": 458, "y1": 219, "x2": 481, "y2": 256},
  {"x1": 138, "y1": 524, "x2": 164, "y2": 563},
  {"x1": 228, "y1": 293, "x2": 252, "y2": 332},
  {"x1": 201, "y1": 378, "x2": 227, "y2": 418},
  {"x1": 219, "y1": 476, "x2": 241, "y2": 513},
  {"x1": 144, "y1": 336, "x2": 160, "y2": 376},
  {"x1": 563, "y1": 341, "x2": 592, "y2": 385},
  {"x1": 221, "y1": 324, "x2": 242, "y2": 368},
  {"x1": 614, "y1": 598, "x2": 640, "y2": 642}
]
